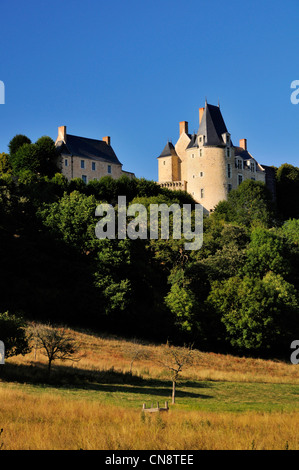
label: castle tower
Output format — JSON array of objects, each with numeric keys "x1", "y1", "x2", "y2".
[
  {"x1": 157, "y1": 101, "x2": 267, "y2": 212},
  {"x1": 185, "y1": 102, "x2": 230, "y2": 211},
  {"x1": 158, "y1": 141, "x2": 179, "y2": 181}
]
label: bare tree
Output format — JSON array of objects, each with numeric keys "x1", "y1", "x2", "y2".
[
  {"x1": 124, "y1": 339, "x2": 150, "y2": 373},
  {"x1": 158, "y1": 343, "x2": 194, "y2": 405},
  {"x1": 28, "y1": 323, "x2": 81, "y2": 376}
]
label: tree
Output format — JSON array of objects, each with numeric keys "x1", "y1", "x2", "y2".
[
  {"x1": 124, "y1": 339, "x2": 150, "y2": 373},
  {"x1": 35, "y1": 136, "x2": 59, "y2": 177},
  {"x1": 28, "y1": 324, "x2": 80, "y2": 376},
  {"x1": 0, "y1": 153, "x2": 12, "y2": 175},
  {"x1": 9, "y1": 136, "x2": 59, "y2": 177},
  {"x1": 207, "y1": 273, "x2": 299, "y2": 353},
  {"x1": 157, "y1": 343, "x2": 194, "y2": 404},
  {"x1": 0, "y1": 311, "x2": 30, "y2": 359},
  {"x1": 276, "y1": 164, "x2": 299, "y2": 220},
  {"x1": 213, "y1": 180, "x2": 275, "y2": 228},
  {"x1": 8, "y1": 134, "x2": 31, "y2": 156},
  {"x1": 10, "y1": 143, "x2": 40, "y2": 175},
  {"x1": 165, "y1": 275, "x2": 199, "y2": 333},
  {"x1": 242, "y1": 227, "x2": 289, "y2": 278},
  {"x1": 38, "y1": 190, "x2": 99, "y2": 253},
  {"x1": 280, "y1": 219, "x2": 299, "y2": 246},
  {"x1": 93, "y1": 239, "x2": 132, "y2": 318}
]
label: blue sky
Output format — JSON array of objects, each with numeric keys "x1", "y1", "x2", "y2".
[{"x1": 0, "y1": 0, "x2": 298, "y2": 180}]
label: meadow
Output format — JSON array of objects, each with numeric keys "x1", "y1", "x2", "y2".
[{"x1": 1, "y1": 328, "x2": 299, "y2": 450}]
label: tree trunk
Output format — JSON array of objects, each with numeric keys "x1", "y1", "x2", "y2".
[
  {"x1": 172, "y1": 381, "x2": 176, "y2": 404},
  {"x1": 48, "y1": 358, "x2": 52, "y2": 377}
]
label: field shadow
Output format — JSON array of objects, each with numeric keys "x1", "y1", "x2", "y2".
[{"x1": 0, "y1": 361, "x2": 214, "y2": 400}]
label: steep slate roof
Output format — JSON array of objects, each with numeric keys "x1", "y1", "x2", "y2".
[
  {"x1": 197, "y1": 103, "x2": 228, "y2": 146},
  {"x1": 234, "y1": 145, "x2": 264, "y2": 173},
  {"x1": 186, "y1": 133, "x2": 198, "y2": 149},
  {"x1": 158, "y1": 141, "x2": 178, "y2": 158},
  {"x1": 234, "y1": 146, "x2": 254, "y2": 160},
  {"x1": 57, "y1": 134, "x2": 122, "y2": 165}
]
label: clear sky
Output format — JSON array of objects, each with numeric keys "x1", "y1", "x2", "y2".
[{"x1": 0, "y1": 0, "x2": 298, "y2": 181}]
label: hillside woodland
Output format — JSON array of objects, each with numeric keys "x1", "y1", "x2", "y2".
[{"x1": 1, "y1": 136, "x2": 299, "y2": 358}]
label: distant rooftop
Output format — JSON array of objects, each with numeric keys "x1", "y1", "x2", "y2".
[{"x1": 56, "y1": 133, "x2": 122, "y2": 165}]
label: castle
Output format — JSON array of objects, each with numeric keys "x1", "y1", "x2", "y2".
[{"x1": 157, "y1": 101, "x2": 275, "y2": 213}]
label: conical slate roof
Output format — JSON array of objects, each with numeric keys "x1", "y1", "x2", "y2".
[
  {"x1": 158, "y1": 141, "x2": 178, "y2": 158},
  {"x1": 197, "y1": 103, "x2": 228, "y2": 146}
]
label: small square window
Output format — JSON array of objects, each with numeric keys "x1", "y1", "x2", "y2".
[
  {"x1": 108, "y1": 165, "x2": 112, "y2": 174},
  {"x1": 81, "y1": 160, "x2": 85, "y2": 169},
  {"x1": 200, "y1": 171, "x2": 204, "y2": 177},
  {"x1": 92, "y1": 162, "x2": 96, "y2": 171}
]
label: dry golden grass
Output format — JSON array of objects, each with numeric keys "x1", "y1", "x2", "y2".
[
  {"x1": 11, "y1": 327, "x2": 299, "y2": 385},
  {"x1": 2, "y1": 326, "x2": 299, "y2": 450},
  {"x1": 0, "y1": 386, "x2": 298, "y2": 450}
]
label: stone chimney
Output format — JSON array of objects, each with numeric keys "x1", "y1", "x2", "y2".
[
  {"x1": 239, "y1": 138, "x2": 247, "y2": 151},
  {"x1": 103, "y1": 136, "x2": 111, "y2": 146},
  {"x1": 199, "y1": 107, "x2": 205, "y2": 124},
  {"x1": 179, "y1": 121, "x2": 188, "y2": 136},
  {"x1": 57, "y1": 125, "x2": 67, "y2": 143}
]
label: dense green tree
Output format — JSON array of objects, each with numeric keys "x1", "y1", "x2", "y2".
[
  {"x1": 207, "y1": 273, "x2": 299, "y2": 353},
  {"x1": 9, "y1": 136, "x2": 59, "y2": 177},
  {"x1": 38, "y1": 190, "x2": 99, "y2": 253},
  {"x1": 242, "y1": 227, "x2": 289, "y2": 278},
  {"x1": 0, "y1": 311, "x2": 30, "y2": 358},
  {"x1": 280, "y1": 219, "x2": 299, "y2": 246},
  {"x1": 94, "y1": 239, "x2": 132, "y2": 318},
  {"x1": 165, "y1": 272, "x2": 199, "y2": 333},
  {"x1": 213, "y1": 179, "x2": 275, "y2": 228},
  {"x1": 35, "y1": 136, "x2": 59, "y2": 177},
  {"x1": 8, "y1": 134, "x2": 31, "y2": 156},
  {"x1": 11, "y1": 143, "x2": 40, "y2": 175},
  {"x1": 0, "y1": 153, "x2": 12, "y2": 175}
]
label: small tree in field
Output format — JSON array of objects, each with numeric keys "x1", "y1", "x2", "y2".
[
  {"x1": 158, "y1": 343, "x2": 194, "y2": 404},
  {"x1": 28, "y1": 324, "x2": 80, "y2": 376},
  {"x1": 124, "y1": 339, "x2": 150, "y2": 373}
]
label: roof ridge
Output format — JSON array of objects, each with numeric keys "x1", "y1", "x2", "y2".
[{"x1": 67, "y1": 133, "x2": 107, "y2": 144}]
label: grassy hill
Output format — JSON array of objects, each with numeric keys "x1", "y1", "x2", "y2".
[{"x1": 1, "y1": 327, "x2": 299, "y2": 450}]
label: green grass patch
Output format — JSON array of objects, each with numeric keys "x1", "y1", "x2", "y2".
[{"x1": 2, "y1": 378, "x2": 299, "y2": 414}]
